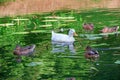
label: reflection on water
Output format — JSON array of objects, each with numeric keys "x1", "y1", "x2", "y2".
[
  {"x1": 80, "y1": 31, "x2": 120, "y2": 40},
  {"x1": 26, "y1": 62, "x2": 42, "y2": 66},
  {"x1": 51, "y1": 41, "x2": 76, "y2": 54}
]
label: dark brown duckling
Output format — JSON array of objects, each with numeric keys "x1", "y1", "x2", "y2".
[
  {"x1": 84, "y1": 46, "x2": 99, "y2": 61},
  {"x1": 83, "y1": 23, "x2": 94, "y2": 31},
  {"x1": 13, "y1": 44, "x2": 36, "y2": 56},
  {"x1": 101, "y1": 26, "x2": 119, "y2": 33}
]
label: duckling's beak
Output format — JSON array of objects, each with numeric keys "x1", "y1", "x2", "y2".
[{"x1": 74, "y1": 32, "x2": 78, "y2": 36}]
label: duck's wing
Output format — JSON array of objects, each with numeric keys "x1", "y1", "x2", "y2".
[
  {"x1": 22, "y1": 45, "x2": 35, "y2": 50},
  {"x1": 20, "y1": 49, "x2": 35, "y2": 55},
  {"x1": 20, "y1": 45, "x2": 36, "y2": 55},
  {"x1": 92, "y1": 50, "x2": 99, "y2": 54},
  {"x1": 52, "y1": 31, "x2": 68, "y2": 40},
  {"x1": 52, "y1": 34, "x2": 69, "y2": 42}
]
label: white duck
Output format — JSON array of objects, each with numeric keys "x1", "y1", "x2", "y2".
[{"x1": 51, "y1": 29, "x2": 78, "y2": 42}]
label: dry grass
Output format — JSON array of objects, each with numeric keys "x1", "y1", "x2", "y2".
[{"x1": 0, "y1": 0, "x2": 120, "y2": 16}]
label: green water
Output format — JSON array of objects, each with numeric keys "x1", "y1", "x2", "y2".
[{"x1": 0, "y1": 9, "x2": 120, "y2": 80}]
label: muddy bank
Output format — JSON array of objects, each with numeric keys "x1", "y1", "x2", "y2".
[{"x1": 0, "y1": 0, "x2": 120, "y2": 16}]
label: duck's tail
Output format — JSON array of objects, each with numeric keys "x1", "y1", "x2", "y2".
[
  {"x1": 31, "y1": 44, "x2": 36, "y2": 50},
  {"x1": 52, "y1": 30, "x2": 55, "y2": 35},
  {"x1": 27, "y1": 44, "x2": 36, "y2": 55}
]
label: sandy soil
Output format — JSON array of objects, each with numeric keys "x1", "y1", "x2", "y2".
[{"x1": 0, "y1": 0, "x2": 120, "y2": 17}]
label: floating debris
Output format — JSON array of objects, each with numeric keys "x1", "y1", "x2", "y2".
[
  {"x1": 85, "y1": 36, "x2": 102, "y2": 40},
  {"x1": 26, "y1": 62, "x2": 42, "y2": 66},
  {"x1": 80, "y1": 34, "x2": 102, "y2": 40},
  {"x1": 99, "y1": 31, "x2": 120, "y2": 36},
  {"x1": 39, "y1": 24, "x2": 52, "y2": 27},
  {"x1": 12, "y1": 30, "x2": 51, "y2": 34},
  {"x1": 114, "y1": 60, "x2": 120, "y2": 64},
  {"x1": 0, "y1": 23, "x2": 14, "y2": 27},
  {"x1": 44, "y1": 16, "x2": 75, "y2": 19},
  {"x1": 90, "y1": 67, "x2": 99, "y2": 71},
  {"x1": 63, "y1": 20, "x2": 76, "y2": 22},
  {"x1": 92, "y1": 43, "x2": 109, "y2": 47},
  {"x1": 12, "y1": 19, "x2": 29, "y2": 21},
  {"x1": 42, "y1": 20, "x2": 58, "y2": 22},
  {"x1": 12, "y1": 32, "x2": 29, "y2": 34},
  {"x1": 109, "y1": 47, "x2": 120, "y2": 50}
]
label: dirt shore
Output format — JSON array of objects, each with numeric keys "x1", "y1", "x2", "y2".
[{"x1": 0, "y1": 0, "x2": 120, "y2": 17}]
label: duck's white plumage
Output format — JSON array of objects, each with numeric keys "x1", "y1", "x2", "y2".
[{"x1": 51, "y1": 29, "x2": 76, "y2": 42}]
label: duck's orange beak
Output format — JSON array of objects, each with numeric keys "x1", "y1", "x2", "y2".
[{"x1": 74, "y1": 32, "x2": 78, "y2": 36}]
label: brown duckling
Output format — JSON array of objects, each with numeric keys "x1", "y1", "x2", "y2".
[
  {"x1": 85, "y1": 46, "x2": 99, "y2": 61},
  {"x1": 83, "y1": 23, "x2": 94, "y2": 31},
  {"x1": 101, "y1": 26, "x2": 119, "y2": 33},
  {"x1": 13, "y1": 44, "x2": 36, "y2": 56}
]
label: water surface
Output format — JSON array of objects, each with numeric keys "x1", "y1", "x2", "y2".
[{"x1": 0, "y1": 9, "x2": 120, "y2": 80}]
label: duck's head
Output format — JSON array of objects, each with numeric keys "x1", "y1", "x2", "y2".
[
  {"x1": 85, "y1": 46, "x2": 99, "y2": 60},
  {"x1": 68, "y1": 29, "x2": 78, "y2": 37},
  {"x1": 86, "y1": 46, "x2": 92, "y2": 51},
  {"x1": 86, "y1": 46, "x2": 99, "y2": 54},
  {"x1": 13, "y1": 45, "x2": 21, "y2": 55},
  {"x1": 15, "y1": 45, "x2": 21, "y2": 50}
]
